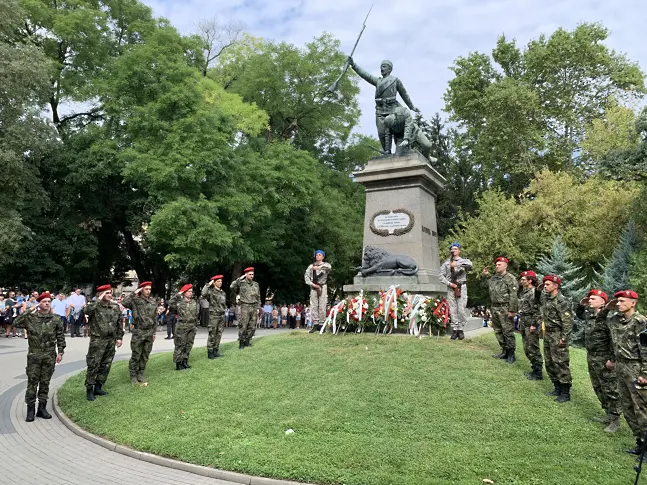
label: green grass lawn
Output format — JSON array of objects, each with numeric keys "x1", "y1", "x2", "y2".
[{"x1": 58, "y1": 332, "x2": 640, "y2": 485}]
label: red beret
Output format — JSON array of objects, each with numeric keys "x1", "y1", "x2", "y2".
[
  {"x1": 210, "y1": 275, "x2": 224, "y2": 281},
  {"x1": 138, "y1": 281, "x2": 152, "y2": 289},
  {"x1": 244, "y1": 267, "x2": 255, "y2": 273},
  {"x1": 96, "y1": 284, "x2": 112, "y2": 292},
  {"x1": 542, "y1": 275, "x2": 561, "y2": 285},
  {"x1": 614, "y1": 290, "x2": 639, "y2": 300},
  {"x1": 495, "y1": 257, "x2": 508, "y2": 264},
  {"x1": 520, "y1": 270, "x2": 537, "y2": 279},
  {"x1": 36, "y1": 292, "x2": 52, "y2": 302},
  {"x1": 587, "y1": 289, "x2": 608, "y2": 302},
  {"x1": 179, "y1": 283, "x2": 193, "y2": 293}
]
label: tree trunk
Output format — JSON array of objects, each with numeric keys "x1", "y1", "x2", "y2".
[
  {"x1": 121, "y1": 229, "x2": 149, "y2": 282},
  {"x1": 231, "y1": 261, "x2": 243, "y2": 281}
]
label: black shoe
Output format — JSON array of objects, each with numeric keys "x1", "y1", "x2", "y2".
[
  {"x1": 164, "y1": 336, "x2": 172, "y2": 340},
  {"x1": 26, "y1": 402, "x2": 36, "y2": 422},
  {"x1": 239, "y1": 341, "x2": 245, "y2": 349},
  {"x1": 86, "y1": 386, "x2": 96, "y2": 401},
  {"x1": 207, "y1": 349, "x2": 215, "y2": 359},
  {"x1": 94, "y1": 383, "x2": 108, "y2": 396},
  {"x1": 458, "y1": 330, "x2": 465, "y2": 340},
  {"x1": 246, "y1": 341, "x2": 252, "y2": 347},
  {"x1": 627, "y1": 439, "x2": 645, "y2": 455},
  {"x1": 555, "y1": 383, "x2": 571, "y2": 403},
  {"x1": 526, "y1": 368, "x2": 543, "y2": 380},
  {"x1": 36, "y1": 400, "x2": 52, "y2": 419},
  {"x1": 492, "y1": 350, "x2": 507, "y2": 359},
  {"x1": 176, "y1": 362, "x2": 184, "y2": 371},
  {"x1": 183, "y1": 360, "x2": 191, "y2": 369},
  {"x1": 450, "y1": 330, "x2": 458, "y2": 340},
  {"x1": 213, "y1": 349, "x2": 221, "y2": 358},
  {"x1": 546, "y1": 382, "x2": 561, "y2": 396},
  {"x1": 505, "y1": 352, "x2": 516, "y2": 364}
]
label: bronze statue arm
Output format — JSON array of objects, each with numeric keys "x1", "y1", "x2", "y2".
[
  {"x1": 397, "y1": 79, "x2": 417, "y2": 111},
  {"x1": 350, "y1": 61, "x2": 378, "y2": 86}
]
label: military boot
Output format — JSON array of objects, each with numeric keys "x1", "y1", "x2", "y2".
[
  {"x1": 26, "y1": 402, "x2": 36, "y2": 422},
  {"x1": 86, "y1": 386, "x2": 96, "y2": 401},
  {"x1": 546, "y1": 381, "x2": 561, "y2": 396},
  {"x1": 604, "y1": 415, "x2": 620, "y2": 433},
  {"x1": 458, "y1": 330, "x2": 465, "y2": 340},
  {"x1": 93, "y1": 383, "x2": 108, "y2": 396},
  {"x1": 450, "y1": 330, "x2": 458, "y2": 340},
  {"x1": 505, "y1": 352, "x2": 516, "y2": 364},
  {"x1": 246, "y1": 341, "x2": 253, "y2": 347},
  {"x1": 131, "y1": 376, "x2": 140, "y2": 385},
  {"x1": 207, "y1": 349, "x2": 215, "y2": 359},
  {"x1": 527, "y1": 366, "x2": 543, "y2": 380},
  {"x1": 492, "y1": 349, "x2": 507, "y2": 359},
  {"x1": 137, "y1": 372, "x2": 148, "y2": 384},
  {"x1": 176, "y1": 361, "x2": 184, "y2": 371},
  {"x1": 36, "y1": 400, "x2": 52, "y2": 419},
  {"x1": 183, "y1": 359, "x2": 191, "y2": 369},
  {"x1": 239, "y1": 341, "x2": 245, "y2": 349},
  {"x1": 213, "y1": 348, "x2": 221, "y2": 358},
  {"x1": 555, "y1": 383, "x2": 571, "y2": 403},
  {"x1": 627, "y1": 438, "x2": 645, "y2": 455}
]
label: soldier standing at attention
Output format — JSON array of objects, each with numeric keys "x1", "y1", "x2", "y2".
[
  {"x1": 541, "y1": 275, "x2": 573, "y2": 403},
  {"x1": 304, "y1": 250, "x2": 332, "y2": 333},
  {"x1": 171, "y1": 284, "x2": 198, "y2": 370},
  {"x1": 231, "y1": 267, "x2": 261, "y2": 349},
  {"x1": 13, "y1": 292, "x2": 65, "y2": 422},
  {"x1": 482, "y1": 257, "x2": 518, "y2": 363},
  {"x1": 84, "y1": 284, "x2": 123, "y2": 401},
  {"x1": 122, "y1": 281, "x2": 158, "y2": 386},
  {"x1": 518, "y1": 271, "x2": 543, "y2": 380},
  {"x1": 202, "y1": 275, "x2": 227, "y2": 359},
  {"x1": 576, "y1": 289, "x2": 621, "y2": 432},
  {"x1": 439, "y1": 242, "x2": 472, "y2": 340},
  {"x1": 599, "y1": 290, "x2": 647, "y2": 454}
]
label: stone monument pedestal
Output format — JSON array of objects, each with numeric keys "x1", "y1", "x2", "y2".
[{"x1": 343, "y1": 150, "x2": 447, "y2": 296}]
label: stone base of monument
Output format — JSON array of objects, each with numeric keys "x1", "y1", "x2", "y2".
[{"x1": 343, "y1": 150, "x2": 447, "y2": 298}]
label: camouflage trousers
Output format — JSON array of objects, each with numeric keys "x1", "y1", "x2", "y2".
[
  {"x1": 446, "y1": 285, "x2": 467, "y2": 331},
  {"x1": 238, "y1": 303, "x2": 257, "y2": 343},
  {"x1": 310, "y1": 285, "x2": 327, "y2": 325},
  {"x1": 173, "y1": 324, "x2": 196, "y2": 363},
  {"x1": 543, "y1": 329, "x2": 572, "y2": 385},
  {"x1": 616, "y1": 360, "x2": 647, "y2": 438},
  {"x1": 587, "y1": 351, "x2": 619, "y2": 416},
  {"x1": 85, "y1": 337, "x2": 117, "y2": 387},
  {"x1": 520, "y1": 316, "x2": 542, "y2": 368},
  {"x1": 25, "y1": 352, "x2": 56, "y2": 404},
  {"x1": 207, "y1": 312, "x2": 225, "y2": 350},
  {"x1": 129, "y1": 328, "x2": 154, "y2": 378},
  {"x1": 491, "y1": 305, "x2": 516, "y2": 352}
]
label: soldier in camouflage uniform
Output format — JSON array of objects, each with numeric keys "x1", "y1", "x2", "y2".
[
  {"x1": 84, "y1": 284, "x2": 124, "y2": 401},
  {"x1": 122, "y1": 281, "x2": 158, "y2": 385},
  {"x1": 482, "y1": 257, "x2": 518, "y2": 363},
  {"x1": 600, "y1": 290, "x2": 647, "y2": 454},
  {"x1": 304, "y1": 251, "x2": 332, "y2": 333},
  {"x1": 202, "y1": 274, "x2": 227, "y2": 359},
  {"x1": 576, "y1": 289, "x2": 621, "y2": 432},
  {"x1": 540, "y1": 275, "x2": 573, "y2": 403},
  {"x1": 171, "y1": 284, "x2": 199, "y2": 370},
  {"x1": 231, "y1": 266, "x2": 261, "y2": 348},
  {"x1": 13, "y1": 292, "x2": 65, "y2": 422},
  {"x1": 518, "y1": 271, "x2": 543, "y2": 380},
  {"x1": 439, "y1": 242, "x2": 472, "y2": 340}
]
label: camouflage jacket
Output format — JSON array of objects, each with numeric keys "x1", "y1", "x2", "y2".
[
  {"x1": 169, "y1": 295, "x2": 198, "y2": 327},
  {"x1": 576, "y1": 305, "x2": 613, "y2": 355},
  {"x1": 518, "y1": 287, "x2": 541, "y2": 326},
  {"x1": 304, "y1": 262, "x2": 332, "y2": 287},
  {"x1": 85, "y1": 300, "x2": 124, "y2": 340},
  {"x1": 439, "y1": 257, "x2": 472, "y2": 287},
  {"x1": 121, "y1": 293, "x2": 158, "y2": 333},
  {"x1": 231, "y1": 278, "x2": 261, "y2": 306},
  {"x1": 541, "y1": 292, "x2": 573, "y2": 341},
  {"x1": 486, "y1": 272, "x2": 518, "y2": 311},
  {"x1": 600, "y1": 309, "x2": 647, "y2": 365},
  {"x1": 201, "y1": 284, "x2": 226, "y2": 314},
  {"x1": 13, "y1": 310, "x2": 66, "y2": 356}
]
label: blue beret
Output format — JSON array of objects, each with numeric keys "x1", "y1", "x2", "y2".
[
  {"x1": 449, "y1": 242, "x2": 461, "y2": 249},
  {"x1": 314, "y1": 250, "x2": 325, "y2": 257}
]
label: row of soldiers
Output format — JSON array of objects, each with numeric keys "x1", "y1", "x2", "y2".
[
  {"x1": 484, "y1": 256, "x2": 647, "y2": 456},
  {"x1": 13, "y1": 267, "x2": 261, "y2": 419}
]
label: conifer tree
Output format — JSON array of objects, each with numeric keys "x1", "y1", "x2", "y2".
[{"x1": 596, "y1": 220, "x2": 638, "y2": 295}]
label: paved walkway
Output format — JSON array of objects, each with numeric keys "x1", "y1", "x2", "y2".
[{"x1": 0, "y1": 324, "x2": 491, "y2": 484}]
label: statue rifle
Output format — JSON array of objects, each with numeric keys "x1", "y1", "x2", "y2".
[{"x1": 327, "y1": 4, "x2": 373, "y2": 93}]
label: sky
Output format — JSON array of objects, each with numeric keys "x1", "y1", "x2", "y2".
[{"x1": 140, "y1": 0, "x2": 647, "y2": 136}]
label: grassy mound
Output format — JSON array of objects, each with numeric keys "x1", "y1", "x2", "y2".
[{"x1": 58, "y1": 332, "x2": 637, "y2": 485}]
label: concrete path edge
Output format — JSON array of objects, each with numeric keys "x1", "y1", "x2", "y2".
[{"x1": 52, "y1": 391, "x2": 306, "y2": 485}]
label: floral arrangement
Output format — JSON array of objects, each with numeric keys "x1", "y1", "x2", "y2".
[{"x1": 344, "y1": 291, "x2": 370, "y2": 332}]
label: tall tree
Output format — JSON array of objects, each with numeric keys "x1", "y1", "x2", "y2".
[
  {"x1": 595, "y1": 220, "x2": 638, "y2": 295},
  {"x1": 536, "y1": 235, "x2": 587, "y2": 301}
]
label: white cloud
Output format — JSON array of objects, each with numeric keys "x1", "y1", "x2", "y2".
[{"x1": 142, "y1": 0, "x2": 647, "y2": 136}]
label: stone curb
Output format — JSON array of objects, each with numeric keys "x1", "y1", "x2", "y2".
[{"x1": 52, "y1": 391, "x2": 306, "y2": 485}]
